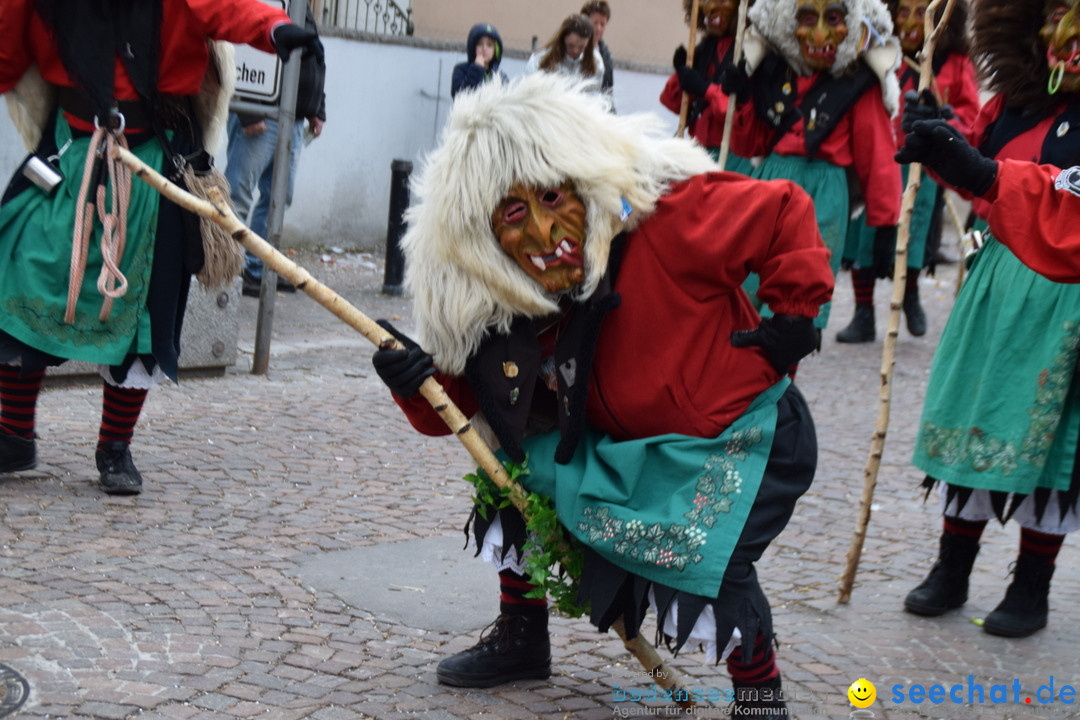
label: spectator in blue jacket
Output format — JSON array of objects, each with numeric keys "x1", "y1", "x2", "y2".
[{"x1": 451, "y1": 23, "x2": 508, "y2": 99}]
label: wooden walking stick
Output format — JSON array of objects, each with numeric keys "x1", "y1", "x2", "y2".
[
  {"x1": 838, "y1": 0, "x2": 958, "y2": 604},
  {"x1": 676, "y1": 0, "x2": 701, "y2": 138},
  {"x1": 717, "y1": 0, "x2": 750, "y2": 169},
  {"x1": 111, "y1": 144, "x2": 702, "y2": 708}
]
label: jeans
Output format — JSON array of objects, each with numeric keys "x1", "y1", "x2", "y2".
[{"x1": 224, "y1": 114, "x2": 305, "y2": 280}]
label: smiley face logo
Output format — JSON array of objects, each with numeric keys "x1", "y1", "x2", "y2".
[{"x1": 848, "y1": 678, "x2": 876, "y2": 708}]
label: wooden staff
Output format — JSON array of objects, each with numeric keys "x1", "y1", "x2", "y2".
[
  {"x1": 838, "y1": 0, "x2": 958, "y2": 604},
  {"x1": 676, "y1": 0, "x2": 701, "y2": 138},
  {"x1": 717, "y1": 0, "x2": 750, "y2": 168},
  {"x1": 110, "y1": 144, "x2": 701, "y2": 708}
]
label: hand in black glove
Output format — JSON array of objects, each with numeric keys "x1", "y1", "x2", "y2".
[
  {"x1": 271, "y1": 22, "x2": 325, "y2": 63},
  {"x1": 730, "y1": 314, "x2": 819, "y2": 375},
  {"x1": 895, "y1": 119, "x2": 999, "y2": 197},
  {"x1": 676, "y1": 64, "x2": 711, "y2": 98},
  {"x1": 717, "y1": 60, "x2": 751, "y2": 103},
  {"x1": 873, "y1": 225, "x2": 897, "y2": 279},
  {"x1": 371, "y1": 320, "x2": 435, "y2": 398},
  {"x1": 900, "y1": 89, "x2": 954, "y2": 133},
  {"x1": 673, "y1": 45, "x2": 689, "y2": 70}
]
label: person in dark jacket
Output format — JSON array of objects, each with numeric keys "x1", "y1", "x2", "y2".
[
  {"x1": 581, "y1": 1, "x2": 614, "y2": 111},
  {"x1": 451, "y1": 23, "x2": 507, "y2": 99},
  {"x1": 227, "y1": 2, "x2": 327, "y2": 296}
]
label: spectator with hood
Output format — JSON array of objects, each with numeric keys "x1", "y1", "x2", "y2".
[{"x1": 452, "y1": 23, "x2": 507, "y2": 99}]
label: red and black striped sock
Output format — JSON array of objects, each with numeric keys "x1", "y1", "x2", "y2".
[
  {"x1": 97, "y1": 383, "x2": 148, "y2": 447},
  {"x1": 943, "y1": 515, "x2": 987, "y2": 540},
  {"x1": 852, "y1": 268, "x2": 875, "y2": 306},
  {"x1": 1019, "y1": 528, "x2": 1064, "y2": 566},
  {"x1": 906, "y1": 270, "x2": 920, "y2": 294},
  {"x1": 499, "y1": 569, "x2": 547, "y2": 615},
  {"x1": 0, "y1": 364, "x2": 45, "y2": 439},
  {"x1": 727, "y1": 632, "x2": 779, "y2": 685}
]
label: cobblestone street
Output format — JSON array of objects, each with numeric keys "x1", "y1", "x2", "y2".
[{"x1": 1, "y1": 250, "x2": 1077, "y2": 720}]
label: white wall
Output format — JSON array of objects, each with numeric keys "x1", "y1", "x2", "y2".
[{"x1": 0, "y1": 37, "x2": 678, "y2": 253}]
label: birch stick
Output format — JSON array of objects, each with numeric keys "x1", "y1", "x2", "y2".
[
  {"x1": 111, "y1": 144, "x2": 700, "y2": 708},
  {"x1": 838, "y1": 0, "x2": 957, "y2": 604},
  {"x1": 717, "y1": 0, "x2": 750, "y2": 169},
  {"x1": 676, "y1": 0, "x2": 701, "y2": 138}
]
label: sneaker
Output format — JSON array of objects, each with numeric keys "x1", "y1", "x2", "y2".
[
  {"x1": 436, "y1": 613, "x2": 551, "y2": 688},
  {"x1": 0, "y1": 431, "x2": 36, "y2": 473},
  {"x1": 95, "y1": 441, "x2": 143, "y2": 495}
]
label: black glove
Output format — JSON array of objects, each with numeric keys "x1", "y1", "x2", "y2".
[
  {"x1": 873, "y1": 225, "x2": 897, "y2": 279},
  {"x1": 371, "y1": 320, "x2": 435, "y2": 398},
  {"x1": 895, "y1": 119, "x2": 999, "y2": 197},
  {"x1": 900, "y1": 89, "x2": 954, "y2": 133},
  {"x1": 717, "y1": 60, "x2": 751, "y2": 103},
  {"x1": 271, "y1": 23, "x2": 324, "y2": 63},
  {"x1": 676, "y1": 64, "x2": 710, "y2": 98},
  {"x1": 673, "y1": 45, "x2": 689, "y2": 70},
  {"x1": 731, "y1": 314, "x2": 819, "y2": 375}
]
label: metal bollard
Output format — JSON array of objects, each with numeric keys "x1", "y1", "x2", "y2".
[{"x1": 382, "y1": 159, "x2": 413, "y2": 296}]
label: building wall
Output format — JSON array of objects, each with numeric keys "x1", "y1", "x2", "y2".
[{"x1": 411, "y1": 0, "x2": 694, "y2": 69}]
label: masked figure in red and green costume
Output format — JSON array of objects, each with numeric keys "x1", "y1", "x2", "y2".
[
  {"x1": 371, "y1": 74, "x2": 833, "y2": 717},
  {"x1": 726, "y1": 0, "x2": 902, "y2": 333},
  {"x1": 837, "y1": 0, "x2": 979, "y2": 343},
  {"x1": 896, "y1": 0, "x2": 1080, "y2": 639},
  {"x1": 0, "y1": 0, "x2": 321, "y2": 494},
  {"x1": 662, "y1": 0, "x2": 757, "y2": 173}
]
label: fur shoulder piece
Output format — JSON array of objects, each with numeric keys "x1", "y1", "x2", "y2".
[
  {"x1": 749, "y1": 0, "x2": 899, "y2": 113},
  {"x1": 3, "y1": 40, "x2": 234, "y2": 154},
  {"x1": 4, "y1": 65, "x2": 56, "y2": 151},
  {"x1": 193, "y1": 40, "x2": 235, "y2": 155},
  {"x1": 403, "y1": 73, "x2": 717, "y2": 375}
]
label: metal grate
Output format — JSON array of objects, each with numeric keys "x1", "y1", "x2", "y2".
[{"x1": 316, "y1": 0, "x2": 413, "y2": 35}]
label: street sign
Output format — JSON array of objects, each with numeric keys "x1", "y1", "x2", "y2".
[{"x1": 232, "y1": 0, "x2": 287, "y2": 105}]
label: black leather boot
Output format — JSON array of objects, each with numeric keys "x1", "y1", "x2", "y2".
[
  {"x1": 836, "y1": 303, "x2": 875, "y2": 343},
  {"x1": 983, "y1": 557, "x2": 1054, "y2": 638},
  {"x1": 435, "y1": 612, "x2": 551, "y2": 688},
  {"x1": 96, "y1": 441, "x2": 143, "y2": 495},
  {"x1": 733, "y1": 674, "x2": 789, "y2": 718},
  {"x1": 903, "y1": 282, "x2": 927, "y2": 337},
  {"x1": 904, "y1": 531, "x2": 980, "y2": 616},
  {"x1": 0, "y1": 431, "x2": 36, "y2": 473}
]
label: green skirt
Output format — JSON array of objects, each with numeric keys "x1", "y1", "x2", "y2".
[
  {"x1": 517, "y1": 378, "x2": 790, "y2": 597},
  {"x1": 913, "y1": 237, "x2": 1080, "y2": 494},
  {"x1": 843, "y1": 164, "x2": 936, "y2": 269},
  {"x1": 706, "y1": 147, "x2": 756, "y2": 176},
  {"x1": 0, "y1": 115, "x2": 164, "y2": 365},
  {"x1": 748, "y1": 154, "x2": 848, "y2": 328}
]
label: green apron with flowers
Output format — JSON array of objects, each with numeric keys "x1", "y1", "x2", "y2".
[{"x1": 517, "y1": 378, "x2": 790, "y2": 597}]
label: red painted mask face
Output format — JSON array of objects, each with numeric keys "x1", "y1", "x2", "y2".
[
  {"x1": 492, "y1": 182, "x2": 588, "y2": 293},
  {"x1": 894, "y1": 0, "x2": 927, "y2": 56},
  {"x1": 795, "y1": 0, "x2": 849, "y2": 71},
  {"x1": 701, "y1": 0, "x2": 740, "y2": 37},
  {"x1": 1041, "y1": 0, "x2": 1080, "y2": 95}
]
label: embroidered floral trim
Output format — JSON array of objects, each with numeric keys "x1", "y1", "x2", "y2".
[
  {"x1": 577, "y1": 428, "x2": 763, "y2": 572},
  {"x1": 921, "y1": 321, "x2": 1080, "y2": 474}
]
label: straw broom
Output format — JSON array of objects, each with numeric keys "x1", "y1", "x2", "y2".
[
  {"x1": 110, "y1": 144, "x2": 701, "y2": 708},
  {"x1": 676, "y1": 0, "x2": 701, "y2": 138},
  {"x1": 837, "y1": 0, "x2": 958, "y2": 604}
]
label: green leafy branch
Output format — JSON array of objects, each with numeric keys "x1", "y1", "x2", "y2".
[{"x1": 464, "y1": 457, "x2": 589, "y2": 618}]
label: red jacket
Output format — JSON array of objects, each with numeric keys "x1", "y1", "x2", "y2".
[
  {"x1": 983, "y1": 159, "x2": 1080, "y2": 283},
  {"x1": 732, "y1": 70, "x2": 902, "y2": 227},
  {"x1": 393, "y1": 172, "x2": 833, "y2": 442},
  {"x1": 0, "y1": 0, "x2": 289, "y2": 118}
]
